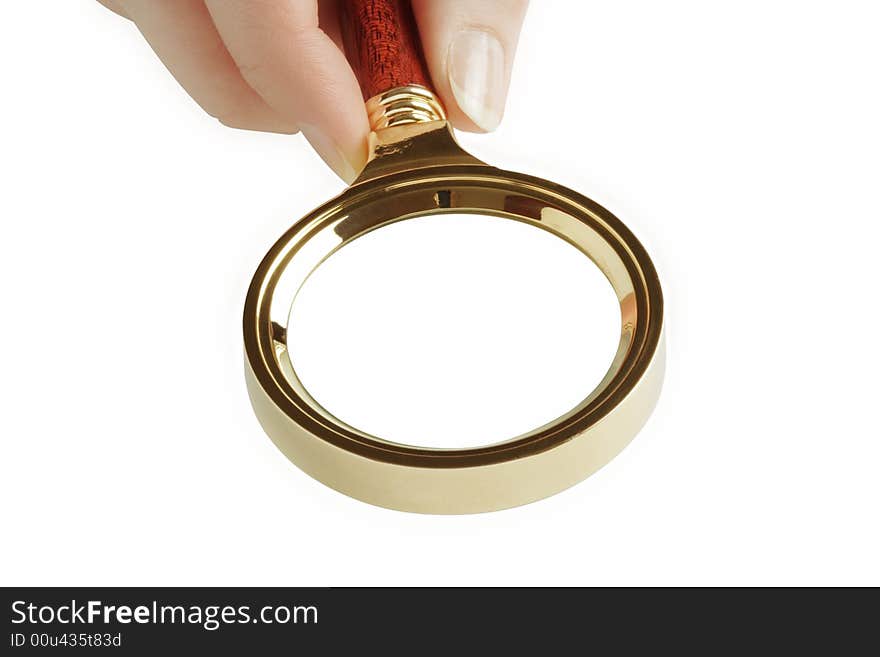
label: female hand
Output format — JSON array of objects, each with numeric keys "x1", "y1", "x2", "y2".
[{"x1": 99, "y1": 0, "x2": 529, "y2": 181}]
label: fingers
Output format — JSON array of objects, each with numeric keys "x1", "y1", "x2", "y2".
[
  {"x1": 96, "y1": 0, "x2": 129, "y2": 19},
  {"x1": 412, "y1": 0, "x2": 528, "y2": 132},
  {"x1": 119, "y1": 1, "x2": 298, "y2": 134},
  {"x1": 204, "y1": 0, "x2": 368, "y2": 182},
  {"x1": 104, "y1": 0, "x2": 527, "y2": 182}
]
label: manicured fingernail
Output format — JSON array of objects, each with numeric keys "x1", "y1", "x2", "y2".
[
  {"x1": 448, "y1": 29, "x2": 506, "y2": 132},
  {"x1": 299, "y1": 124, "x2": 359, "y2": 183}
]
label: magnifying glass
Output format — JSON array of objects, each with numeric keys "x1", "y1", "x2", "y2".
[{"x1": 243, "y1": 0, "x2": 664, "y2": 514}]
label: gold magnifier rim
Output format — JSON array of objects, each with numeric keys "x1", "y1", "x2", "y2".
[{"x1": 245, "y1": 162, "x2": 663, "y2": 488}]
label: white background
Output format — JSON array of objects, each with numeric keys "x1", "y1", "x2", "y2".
[{"x1": 2, "y1": 1, "x2": 879, "y2": 586}]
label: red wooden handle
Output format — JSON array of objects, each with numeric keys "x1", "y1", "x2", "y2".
[{"x1": 340, "y1": 0, "x2": 433, "y2": 100}]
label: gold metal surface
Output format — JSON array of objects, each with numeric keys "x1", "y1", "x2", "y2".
[
  {"x1": 244, "y1": 87, "x2": 665, "y2": 514},
  {"x1": 365, "y1": 84, "x2": 447, "y2": 131}
]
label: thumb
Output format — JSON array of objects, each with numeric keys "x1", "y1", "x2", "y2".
[{"x1": 412, "y1": 0, "x2": 529, "y2": 132}]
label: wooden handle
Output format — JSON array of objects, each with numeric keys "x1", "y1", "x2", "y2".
[{"x1": 340, "y1": 0, "x2": 433, "y2": 100}]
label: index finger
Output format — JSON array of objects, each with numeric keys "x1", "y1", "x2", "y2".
[{"x1": 205, "y1": 0, "x2": 369, "y2": 181}]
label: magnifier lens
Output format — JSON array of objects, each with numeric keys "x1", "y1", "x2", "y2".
[{"x1": 287, "y1": 213, "x2": 621, "y2": 449}]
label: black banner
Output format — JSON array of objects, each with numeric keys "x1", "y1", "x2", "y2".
[{"x1": 1, "y1": 587, "x2": 875, "y2": 653}]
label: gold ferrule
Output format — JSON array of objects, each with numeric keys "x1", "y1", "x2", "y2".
[{"x1": 365, "y1": 85, "x2": 447, "y2": 131}]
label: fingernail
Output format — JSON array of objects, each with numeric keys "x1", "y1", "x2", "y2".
[
  {"x1": 299, "y1": 124, "x2": 359, "y2": 183},
  {"x1": 448, "y1": 29, "x2": 506, "y2": 132}
]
